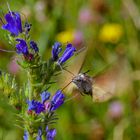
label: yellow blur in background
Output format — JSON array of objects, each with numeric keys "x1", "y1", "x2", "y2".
[
  {"x1": 56, "y1": 30, "x2": 75, "y2": 44},
  {"x1": 99, "y1": 23, "x2": 123, "y2": 43}
]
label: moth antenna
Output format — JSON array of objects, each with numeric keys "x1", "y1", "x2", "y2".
[
  {"x1": 83, "y1": 70, "x2": 90, "y2": 74},
  {"x1": 64, "y1": 93, "x2": 79, "y2": 102},
  {"x1": 61, "y1": 81, "x2": 72, "y2": 92},
  {"x1": 57, "y1": 62, "x2": 75, "y2": 76},
  {"x1": 63, "y1": 68, "x2": 75, "y2": 76},
  {"x1": 0, "y1": 48, "x2": 15, "y2": 53}
]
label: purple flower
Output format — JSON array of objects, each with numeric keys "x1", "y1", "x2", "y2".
[
  {"x1": 36, "y1": 128, "x2": 42, "y2": 140},
  {"x1": 46, "y1": 126, "x2": 56, "y2": 140},
  {"x1": 50, "y1": 90, "x2": 65, "y2": 111},
  {"x1": 23, "y1": 131, "x2": 28, "y2": 140},
  {"x1": 40, "y1": 91, "x2": 50, "y2": 104},
  {"x1": 30, "y1": 41, "x2": 39, "y2": 53},
  {"x1": 27, "y1": 100, "x2": 45, "y2": 114},
  {"x1": 52, "y1": 42, "x2": 62, "y2": 61},
  {"x1": 16, "y1": 39, "x2": 29, "y2": 55},
  {"x1": 2, "y1": 11, "x2": 22, "y2": 36},
  {"x1": 58, "y1": 43, "x2": 76, "y2": 65}
]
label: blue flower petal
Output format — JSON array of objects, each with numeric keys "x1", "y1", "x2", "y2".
[
  {"x1": 2, "y1": 12, "x2": 22, "y2": 36},
  {"x1": 16, "y1": 39, "x2": 29, "y2": 55},
  {"x1": 27, "y1": 100, "x2": 45, "y2": 114},
  {"x1": 52, "y1": 42, "x2": 62, "y2": 61},
  {"x1": 46, "y1": 127, "x2": 56, "y2": 140},
  {"x1": 30, "y1": 41, "x2": 39, "y2": 52},
  {"x1": 36, "y1": 128, "x2": 42, "y2": 140},
  {"x1": 40, "y1": 91, "x2": 50, "y2": 103},
  {"x1": 50, "y1": 90, "x2": 65, "y2": 111},
  {"x1": 23, "y1": 131, "x2": 29, "y2": 140},
  {"x1": 58, "y1": 43, "x2": 76, "y2": 64}
]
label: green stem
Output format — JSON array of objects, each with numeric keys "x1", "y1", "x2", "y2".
[
  {"x1": 42, "y1": 135, "x2": 46, "y2": 140},
  {"x1": 28, "y1": 71, "x2": 33, "y2": 100},
  {"x1": 28, "y1": 135, "x2": 34, "y2": 140}
]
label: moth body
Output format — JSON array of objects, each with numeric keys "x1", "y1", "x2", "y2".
[{"x1": 72, "y1": 73, "x2": 93, "y2": 96}]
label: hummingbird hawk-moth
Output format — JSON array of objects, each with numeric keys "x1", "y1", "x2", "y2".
[
  {"x1": 72, "y1": 72, "x2": 113, "y2": 102},
  {"x1": 59, "y1": 49, "x2": 115, "y2": 102}
]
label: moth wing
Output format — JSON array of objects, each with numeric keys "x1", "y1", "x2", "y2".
[
  {"x1": 92, "y1": 85, "x2": 114, "y2": 102},
  {"x1": 59, "y1": 49, "x2": 87, "y2": 93}
]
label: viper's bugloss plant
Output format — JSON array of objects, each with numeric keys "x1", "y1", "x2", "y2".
[{"x1": 0, "y1": 6, "x2": 76, "y2": 140}]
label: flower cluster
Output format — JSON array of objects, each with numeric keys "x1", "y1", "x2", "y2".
[
  {"x1": 52, "y1": 42, "x2": 76, "y2": 65},
  {"x1": 27, "y1": 90, "x2": 65, "y2": 114},
  {"x1": 1, "y1": 11, "x2": 39, "y2": 61},
  {"x1": 1, "y1": 8, "x2": 76, "y2": 140},
  {"x1": 26, "y1": 90, "x2": 65, "y2": 139},
  {"x1": 23, "y1": 127, "x2": 56, "y2": 140}
]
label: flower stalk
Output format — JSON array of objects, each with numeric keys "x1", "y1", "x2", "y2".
[{"x1": 0, "y1": 6, "x2": 76, "y2": 140}]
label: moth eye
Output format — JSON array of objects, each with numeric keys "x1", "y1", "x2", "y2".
[{"x1": 76, "y1": 79, "x2": 81, "y2": 82}]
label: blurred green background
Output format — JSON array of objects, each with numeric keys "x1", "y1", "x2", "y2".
[{"x1": 0, "y1": 0, "x2": 140, "y2": 139}]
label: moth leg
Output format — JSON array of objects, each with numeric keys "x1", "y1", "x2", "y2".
[{"x1": 79, "y1": 91, "x2": 85, "y2": 96}]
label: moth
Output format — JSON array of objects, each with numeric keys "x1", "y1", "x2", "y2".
[
  {"x1": 71, "y1": 72, "x2": 114, "y2": 102},
  {"x1": 59, "y1": 48, "x2": 115, "y2": 102}
]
